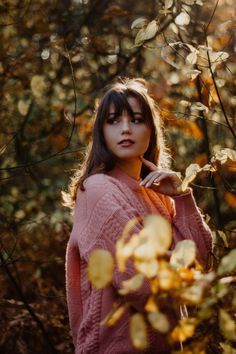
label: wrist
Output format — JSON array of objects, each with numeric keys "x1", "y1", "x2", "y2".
[{"x1": 171, "y1": 187, "x2": 191, "y2": 197}]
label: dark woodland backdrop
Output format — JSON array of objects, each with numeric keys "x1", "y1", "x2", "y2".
[{"x1": 0, "y1": 0, "x2": 235, "y2": 353}]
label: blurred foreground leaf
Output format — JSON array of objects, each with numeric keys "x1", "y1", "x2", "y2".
[
  {"x1": 130, "y1": 313, "x2": 148, "y2": 350},
  {"x1": 87, "y1": 249, "x2": 114, "y2": 289}
]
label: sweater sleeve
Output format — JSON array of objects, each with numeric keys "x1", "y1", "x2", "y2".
[{"x1": 166, "y1": 189, "x2": 212, "y2": 268}]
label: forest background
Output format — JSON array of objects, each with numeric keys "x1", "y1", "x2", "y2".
[{"x1": 0, "y1": 0, "x2": 235, "y2": 353}]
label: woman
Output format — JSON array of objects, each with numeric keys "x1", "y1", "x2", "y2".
[{"x1": 64, "y1": 78, "x2": 212, "y2": 353}]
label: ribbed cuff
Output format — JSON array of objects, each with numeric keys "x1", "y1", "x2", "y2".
[{"x1": 171, "y1": 188, "x2": 199, "y2": 217}]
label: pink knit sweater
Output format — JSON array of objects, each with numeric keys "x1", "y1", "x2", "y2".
[{"x1": 66, "y1": 166, "x2": 212, "y2": 354}]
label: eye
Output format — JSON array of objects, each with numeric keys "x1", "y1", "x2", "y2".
[
  {"x1": 106, "y1": 117, "x2": 119, "y2": 125},
  {"x1": 131, "y1": 117, "x2": 145, "y2": 124}
]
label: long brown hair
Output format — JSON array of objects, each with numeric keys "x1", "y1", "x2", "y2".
[{"x1": 62, "y1": 78, "x2": 171, "y2": 209}]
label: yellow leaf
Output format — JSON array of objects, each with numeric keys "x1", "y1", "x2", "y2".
[
  {"x1": 145, "y1": 296, "x2": 159, "y2": 312},
  {"x1": 87, "y1": 249, "x2": 114, "y2": 289},
  {"x1": 170, "y1": 240, "x2": 196, "y2": 269},
  {"x1": 180, "y1": 285, "x2": 203, "y2": 304},
  {"x1": 175, "y1": 12, "x2": 190, "y2": 26},
  {"x1": 220, "y1": 342, "x2": 236, "y2": 354},
  {"x1": 17, "y1": 99, "x2": 31, "y2": 116},
  {"x1": 148, "y1": 311, "x2": 170, "y2": 333},
  {"x1": 143, "y1": 214, "x2": 172, "y2": 256},
  {"x1": 101, "y1": 303, "x2": 128, "y2": 326},
  {"x1": 130, "y1": 313, "x2": 148, "y2": 350},
  {"x1": 30, "y1": 75, "x2": 47, "y2": 98},
  {"x1": 158, "y1": 267, "x2": 180, "y2": 291},
  {"x1": 119, "y1": 273, "x2": 145, "y2": 295},
  {"x1": 219, "y1": 309, "x2": 236, "y2": 341},
  {"x1": 116, "y1": 232, "x2": 140, "y2": 272},
  {"x1": 134, "y1": 259, "x2": 159, "y2": 278},
  {"x1": 171, "y1": 318, "x2": 197, "y2": 342}
]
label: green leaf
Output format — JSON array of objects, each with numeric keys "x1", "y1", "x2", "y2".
[
  {"x1": 219, "y1": 309, "x2": 236, "y2": 341},
  {"x1": 218, "y1": 249, "x2": 236, "y2": 276}
]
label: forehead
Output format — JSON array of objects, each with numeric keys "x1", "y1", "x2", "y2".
[{"x1": 109, "y1": 96, "x2": 142, "y2": 113}]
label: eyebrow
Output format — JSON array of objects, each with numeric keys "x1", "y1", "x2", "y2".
[{"x1": 107, "y1": 112, "x2": 143, "y2": 117}]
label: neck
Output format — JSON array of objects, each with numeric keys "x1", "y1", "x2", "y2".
[{"x1": 116, "y1": 158, "x2": 142, "y2": 181}]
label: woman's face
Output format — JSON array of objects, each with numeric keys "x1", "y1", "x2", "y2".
[{"x1": 103, "y1": 96, "x2": 151, "y2": 162}]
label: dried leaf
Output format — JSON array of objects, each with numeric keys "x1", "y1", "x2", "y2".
[
  {"x1": 130, "y1": 313, "x2": 148, "y2": 350},
  {"x1": 134, "y1": 28, "x2": 145, "y2": 46},
  {"x1": 208, "y1": 51, "x2": 229, "y2": 64},
  {"x1": 191, "y1": 102, "x2": 209, "y2": 113},
  {"x1": 219, "y1": 309, "x2": 236, "y2": 341},
  {"x1": 148, "y1": 311, "x2": 170, "y2": 333},
  {"x1": 181, "y1": 163, "x2": 201, "y2": 191},
  {"x1": 170, "y1": 240, "x2": 196, "y2": 269},
  {"x1": 143, "y1": 20, "x2": 159, "y2": 41},
  {"x1": 213, "y1": 148, "x2": 236, "y2": 165},
  {"x1": 87, "y1": 249, "x2": 114, "y2": 289},
  {"x1": 185, "y1": 68, "x2": 201, "y2": 80},
  {"x1": 164, "y1": 0, "x2": 173, "y2": 9},
  {"x1": 175, "y1": 12, "x2": 190, "y2": 26},
  {"x1": 217, "y1": 249, "x2": 236, "y2": 276},
  {"x1": 131, "y1": 17, "x2": 148, "y2": 29},
  {"x1": 119, "y1": 273, "x2": 145, "y2": 295},
  {"x1": 186, "y1": 50, "x2": 198, "y2": 65}
]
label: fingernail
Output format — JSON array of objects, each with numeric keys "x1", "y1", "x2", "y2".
[{"x1": 139, "y1": 181, "x2": 144, "y2": 186}]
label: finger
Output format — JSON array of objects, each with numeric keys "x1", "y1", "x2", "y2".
[
  {"x1": 139, "y1": 171, "x2": 160, "y2": 186},
  {"x1": 152, "y1": 172, "x2": 177, "y2": 185},
  {"x1": 140, "y1": 156, "x2": 157, "y2": 171},
  {"x1": 145, "y1": 173, "x2": 163, "y2": 188}
]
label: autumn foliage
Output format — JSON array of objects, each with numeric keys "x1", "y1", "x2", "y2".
[{"x1": 0, "y1": 0, "x2": 235, "y2": 353}]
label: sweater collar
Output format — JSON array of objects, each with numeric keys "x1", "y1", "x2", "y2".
[{"x1": 107, "y1": 166, "x2": 141, "y2": 191}]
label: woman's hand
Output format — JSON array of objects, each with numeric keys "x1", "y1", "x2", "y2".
[{"x1": 139, "y1": 156, "x2": 187, "y2": 196}]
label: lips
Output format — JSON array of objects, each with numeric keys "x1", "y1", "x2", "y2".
[{"x1": 118, "y1": 139, "x2": 134, "y2": 145}]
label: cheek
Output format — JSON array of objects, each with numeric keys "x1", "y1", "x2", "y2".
[{"x1": 103, "y1": 127, "x2": 114, "y2": 147}]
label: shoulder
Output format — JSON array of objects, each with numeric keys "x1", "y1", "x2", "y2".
[
  {"x1": 84, "y1": 172, "x2": 113, "y2": 189},
  {"x1": 81, "y1": 172, "x2": 121, "y2": 199},
  {"x1": 74, "y1": 173, "x2": 124, "y2": 218}
]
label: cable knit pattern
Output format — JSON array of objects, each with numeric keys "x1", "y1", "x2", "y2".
[{"x1": 65, "y1": 166, "x2": 212, "y2": 354}]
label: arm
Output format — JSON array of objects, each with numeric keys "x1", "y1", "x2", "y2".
[
  {"x1": 140, "y1": 157, "x2": 212, "y2": 269},
  {"x1": 170, "y1": 189, "x2": 212, "y2": 268}
]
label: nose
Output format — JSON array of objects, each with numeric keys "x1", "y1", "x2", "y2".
[{"x1": 121, "y1": 117, "x2": 131, "y2": 135}]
